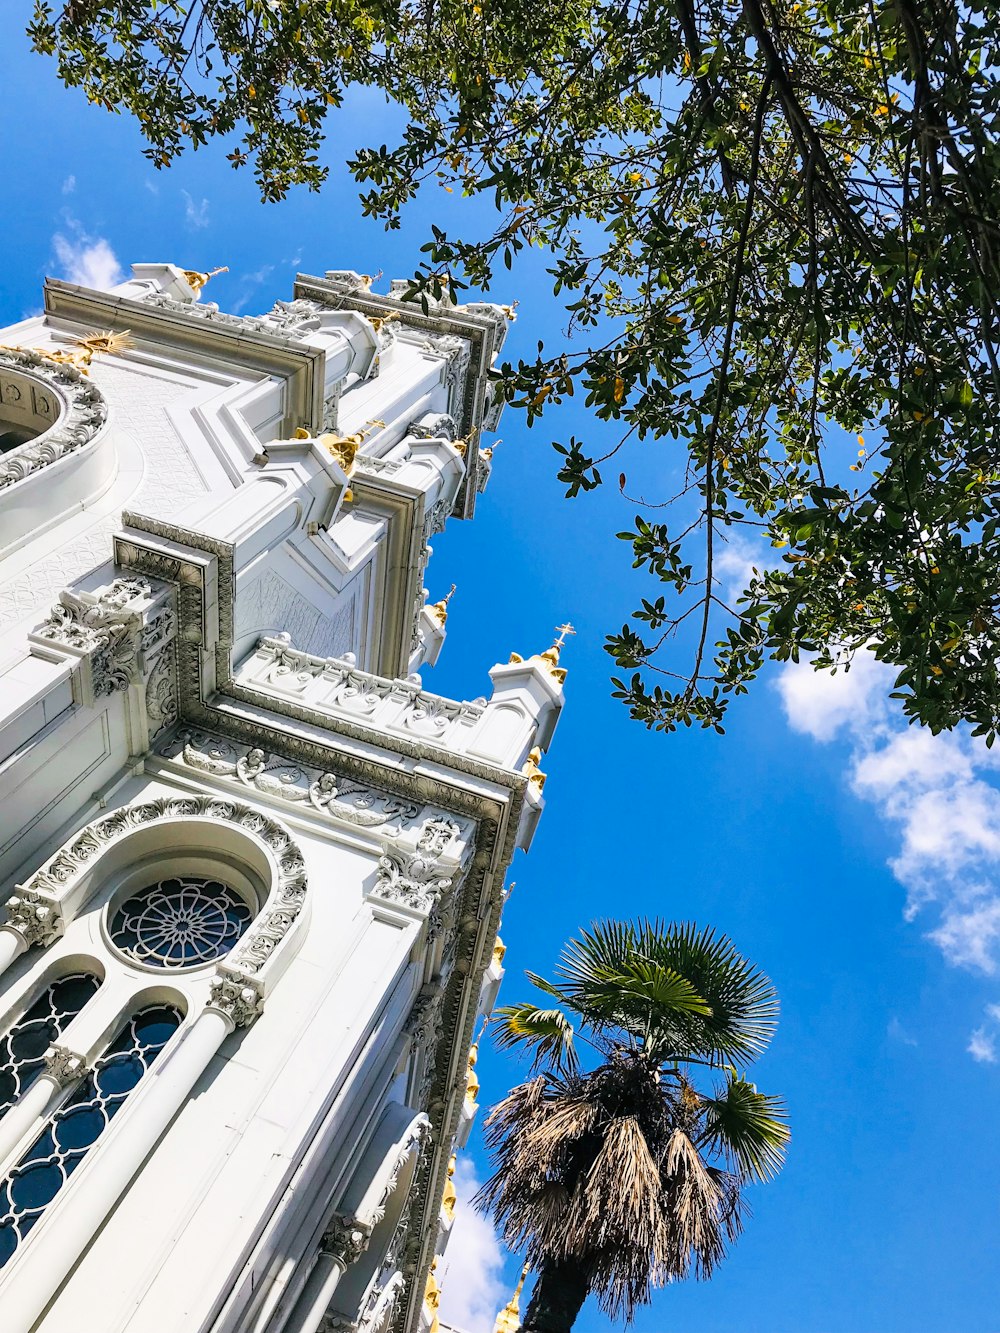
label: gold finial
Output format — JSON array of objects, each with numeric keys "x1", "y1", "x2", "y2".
[
  {"x1": 493, "y1": 1263, "x2": 530, "y2": 1333},
  {"x1": 429, "y1": 584, "x2": 456, "y2": 627},
  {"x1": 182, "y1": 265, "x2": 229, "y2": 293},
  {"x1": 442, "y1": 1154, "x2": 458, "y2": 1221},
  {"x1": 466, "y1": 1014, "x2": 489, "y2": 1104},
  {"x1": 369, "y1": 310, "x2": 400, "y2": 333},
  {"x1": 360, "y1": 270, "x2": 383, "y2": 288},
  {"x1": 297, "y1": 419, "x2": 386, "y2": 478},
  {"x1": 507, "y1": 624, "x2": 574, "y2": 684},
  {"x1": 499, "y1": 301, "x2": 520, "y2": 320},
  {"x1": 451, "y1": 427, "x2": 479, "y2": 459},
  {"x1": 493, "y1": 935, "x2": 507, "y2": 968},
  {"x1": 521, "y1": 746, "x2": 546, "y2": 795},
  {"x1": 424, "y1": 1256, "x2": 443, "y2": 1333}
]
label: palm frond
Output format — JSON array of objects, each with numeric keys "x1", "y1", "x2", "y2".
[
  {"x1": 493, "y1": 1002, "x2": 578, "y2": 1073},
  {"x1": 700, "y1": 1075, "x2": 790, "y2": 1183}
]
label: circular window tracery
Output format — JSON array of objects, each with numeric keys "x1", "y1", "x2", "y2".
[{"x1": 109, "y1": 877, "x2": 253, "y2": 969}]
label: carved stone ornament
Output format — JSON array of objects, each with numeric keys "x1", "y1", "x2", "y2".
[
  {"x1": 207, "y1": 974, "x2": 264, "y2": 1029},
  {"x1": 357, "y1": 1271, "x2": 405, "y2": 1333},
  {"x1": 42, "y1": 1045, "x2": 87, "y2": 1088},
  {"x1": 32, "y1": 577, "x2": 151, "y2": 696},
  {"x1": 407, "y1": 412, "x2": 458, "y2": 443},
  {"x1": 19, "y1": 795, "x2": 308, "y2": 980},
  {"x1": 319, "y1": 1317, "x2": 359, "y2": 1333},
  {"x1": 145, "y1": 644, "x2": 178, "y2": 739},
  {"x1": 322, "y1": 1215, "x2": 373, "y2": 1267},
  {"x1": 166, "y1": 730, "x2": 424, "y2": 833},
  {"x1": 2, "y1": 889, "x2": 63, "y2": 948},
  {"x1": 0, "y1": 348, "x2": 108, "y2": 492},
  {"x1": 371, "y1": 849, "x2": 453, "y2": 917}
]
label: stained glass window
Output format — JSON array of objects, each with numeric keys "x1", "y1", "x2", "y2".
[
  {"x1": 0, "y1": 1004, "x2": 181, "y2": 1268},
  {"x1": 0, "y1": 974, "x2": 101, "y2": 1121},
  {"x1": 109, "y1": 877, "x2": 252, "y2": 969}
]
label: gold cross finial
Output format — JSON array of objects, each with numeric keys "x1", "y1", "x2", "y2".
[{"x1": 553, "y1": 622, "x2": 576, "y2": 649}]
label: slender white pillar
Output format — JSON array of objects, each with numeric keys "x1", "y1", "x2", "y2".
[
  {"x1": 282, "y1": 1251, "x2": 345, "y2": 1333},
  {"x1": 0, "y1": 928, "x2": 27, "y2": 979},
  {"x1": 0, "y1": 1047, "x2": 87, "y2": 1171},
  {"x1": 281, "y1": 1218, "x2": 369, "y2": 1333},
  {"x1": 0, "y1": 1006, "x2": 237, "y2": 1333}
]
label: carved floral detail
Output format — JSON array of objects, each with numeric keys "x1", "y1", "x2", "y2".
[
  {"x1": 208, "y1": 974, "x2": 263, "y2": 1029},
  {"x1": 322, "y1": 1215, "x2": 373, "y2": 1266},
  {"x1": 0, "y1": 348, "x2": 108, "y2": 492},
  {"x1": 3, "y1": 889, "x2": 63, "y2": 947},
  {"x1": 33, "y1": 577, "x2": 152, "y2": 696},
  {"x1": 145, "y1": 645, "x2": 178, "y2": 739},
  {"x1": 42, "y1": 1045, "x2": 87, "y2": 1087},
  {"x1": 19, "y1": 795, "x2": 307, "y2": 979},
  {"x1": 372, "y1": 849, "x2": 453, "y2": 916}
]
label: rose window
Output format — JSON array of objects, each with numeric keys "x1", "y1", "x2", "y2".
[{"x1": 109, "y1": 877, "x2": 253, "y2": 969}]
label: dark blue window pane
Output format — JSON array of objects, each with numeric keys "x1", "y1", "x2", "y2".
[
  {"x1": 109, "y1": 878, "x2": 252, "y2": 970},
  {"x1": 0, "y1": 973, "x2": 100, "y2": 1119},
  {"x1": 0, "y1": 1004, "x2": 180, "y2": 1267}
]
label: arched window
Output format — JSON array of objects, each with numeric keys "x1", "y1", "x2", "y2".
[
  {"x1": 0, "y1": 1003, "x2": 181, "y2": 1268},
  {"x1": 0, "y1": 973, "x2": 101, "y2": 1120}
]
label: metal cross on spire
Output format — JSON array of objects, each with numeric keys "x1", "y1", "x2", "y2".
[{"x1": 553, "y1": 622, "x2": 576, "y2": 649}]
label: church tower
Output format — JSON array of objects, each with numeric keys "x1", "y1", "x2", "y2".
[{"x1": 0, "y1": 263, "x2": 563, "y2": 1332}]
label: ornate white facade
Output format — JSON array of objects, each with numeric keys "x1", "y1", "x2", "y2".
[{"x1": 0, "y1": 264, "x2": 563, "y2": 1333}]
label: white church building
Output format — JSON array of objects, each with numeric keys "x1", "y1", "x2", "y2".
[{"x1": 0, "y1": 263, "x2": 565, "y2": 1333}]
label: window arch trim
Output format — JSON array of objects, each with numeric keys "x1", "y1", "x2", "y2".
[{"x1": 7, "y1": 796, "x2": 309, "y2": 989}]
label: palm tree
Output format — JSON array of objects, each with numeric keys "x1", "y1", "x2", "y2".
[{"x1": 477, "y1": 920, "x2": 789, "y2": 1333}]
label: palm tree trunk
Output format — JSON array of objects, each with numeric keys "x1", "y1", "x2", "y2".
[{"x1": 520, "y1": 1258, "x2": 591, "y2": 1333}]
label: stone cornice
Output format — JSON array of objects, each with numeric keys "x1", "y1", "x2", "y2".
[{"x1": 43, "y1": 279, "x2": 326, "y2": 436}]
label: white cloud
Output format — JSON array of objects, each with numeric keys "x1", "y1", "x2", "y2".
[
  {"x1": 969, "y1": 1026, "x2": 997, "y2": 1063},
  {"x1": 437, "y1": 1162, "x2": 509, "y2": 1333},
  {"x1": 51, "y1": 230, "x2": 123, "y2": 290},
  {"x1": 714, "y1": 532, "x2": 767, "y2": 605},
  {"x1": 61, "y1": 174, "x2": 76, "y2": 195},
  {"x1": 777, "y1": 650, "x2": 892, "y2": 742},
  {"x1": 778, "y1": 653, "x2": 1000, "y2": 1051},
  {"x1": 182, "y1": 189, "x2": 211, "y2": 229}
]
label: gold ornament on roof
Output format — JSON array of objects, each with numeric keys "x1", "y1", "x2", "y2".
[
  {"x1": 521, "y1": 746, "x2": 546, "y2": 795},
  {"x1": 429, "y1": 584, "x2": 456, "y2": 627},
  {"x1": 493, "y1": 1263, "x2": 530, "y2": 1333},
  {"x1": 442, "y1": 1153, "x2": 458, "y2": 1221},
  {"x1": 1, "y1": 329, "x2": 134, "y2": 376},
  {"x1": 424, "y1": 1256, "x2": 443, "y2": 1333},
  {"x1": 293, "y1": 420, "x2": 385, "y2": 487},
  {"x1": 466, "y1": 1042, "x2": 480, "y2": 1104},
  {"x1": 508, "y1": 623, "x2": 574, "y2": 684},
  {"x1": 493, "y1": 935, "x2": 507, "y2": 967},
  {"x1": 181, "y1": 265, "x2": 229, "y2": 293},
  {"x1": 368, "y1": 310, "x2": 400, "y2": 334}
]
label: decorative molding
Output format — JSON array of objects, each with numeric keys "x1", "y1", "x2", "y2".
[
  {"x1": 2, "y1": 888, "x2": 63, "y2": 948},
  {"x1": 358, "y1": 1272, "x2": 405, "y2": 1333},
  {"x1": 322, "y1": 1215, "x2": 373, "y2": 1267},
  {"x1": 145, "y1": 642, "x2": 179, "y2": 740},
  {"x1": 0, "y1": 348, "x2": 108, "y2": 491},
  {"x1": 407, "y1": 413, "x2": 457, "y2": 443},
  {"x1": 32, "y1": 577, "x2": 150, "y2": 697},
  {"x1": 163, "y1": 729, "x2": 427, "y2": 833},
  {"x1": 207, "y1": 974, "x2": 264, "y2": 1029},
  {"x1": 42, "y1": 1045, "x2": 87, "y2": 1088},
  {"x1": 371, "y1": 849, "x2": 453, "y2": 917},
  {"x1": 19, "y1": 794, "x2": 307, "y2": 984}
]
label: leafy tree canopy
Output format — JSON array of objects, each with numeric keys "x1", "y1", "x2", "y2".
[{"x1": 32, "y1": 0, "x2": 1000, "y2": 736}]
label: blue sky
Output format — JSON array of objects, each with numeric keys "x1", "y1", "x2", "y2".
[{"x1": 3, "y1": 13, "x2": 999, "y2": 1330}]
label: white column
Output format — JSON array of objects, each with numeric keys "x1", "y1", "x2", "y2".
[
  {"x1": 0, "y1": 1004, "x2": 240, "y2": 1333},
  {"x1": 0, "y1": 1046, "x2": 84, "y2": 1171},
  {"x1": 0, "y1": 928, "x2": 26, "y2": 979},
  {"x1": 280, "y1": 1219, "x2": 369, "y2": 1333}
]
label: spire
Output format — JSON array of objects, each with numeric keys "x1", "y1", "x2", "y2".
[
  {"x1": 442, "y1": 1153, "x2": 458, "y2": 1222},
  {"x1": 424, "y1": 1256, "x2": 443, "y2": 1333},
  {"x1": 493, "y1": 1263, "x2": 530, "y2": 1333},
  {"x1": 429, "y1": 584, "x2": 456, "y2": 627}
]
